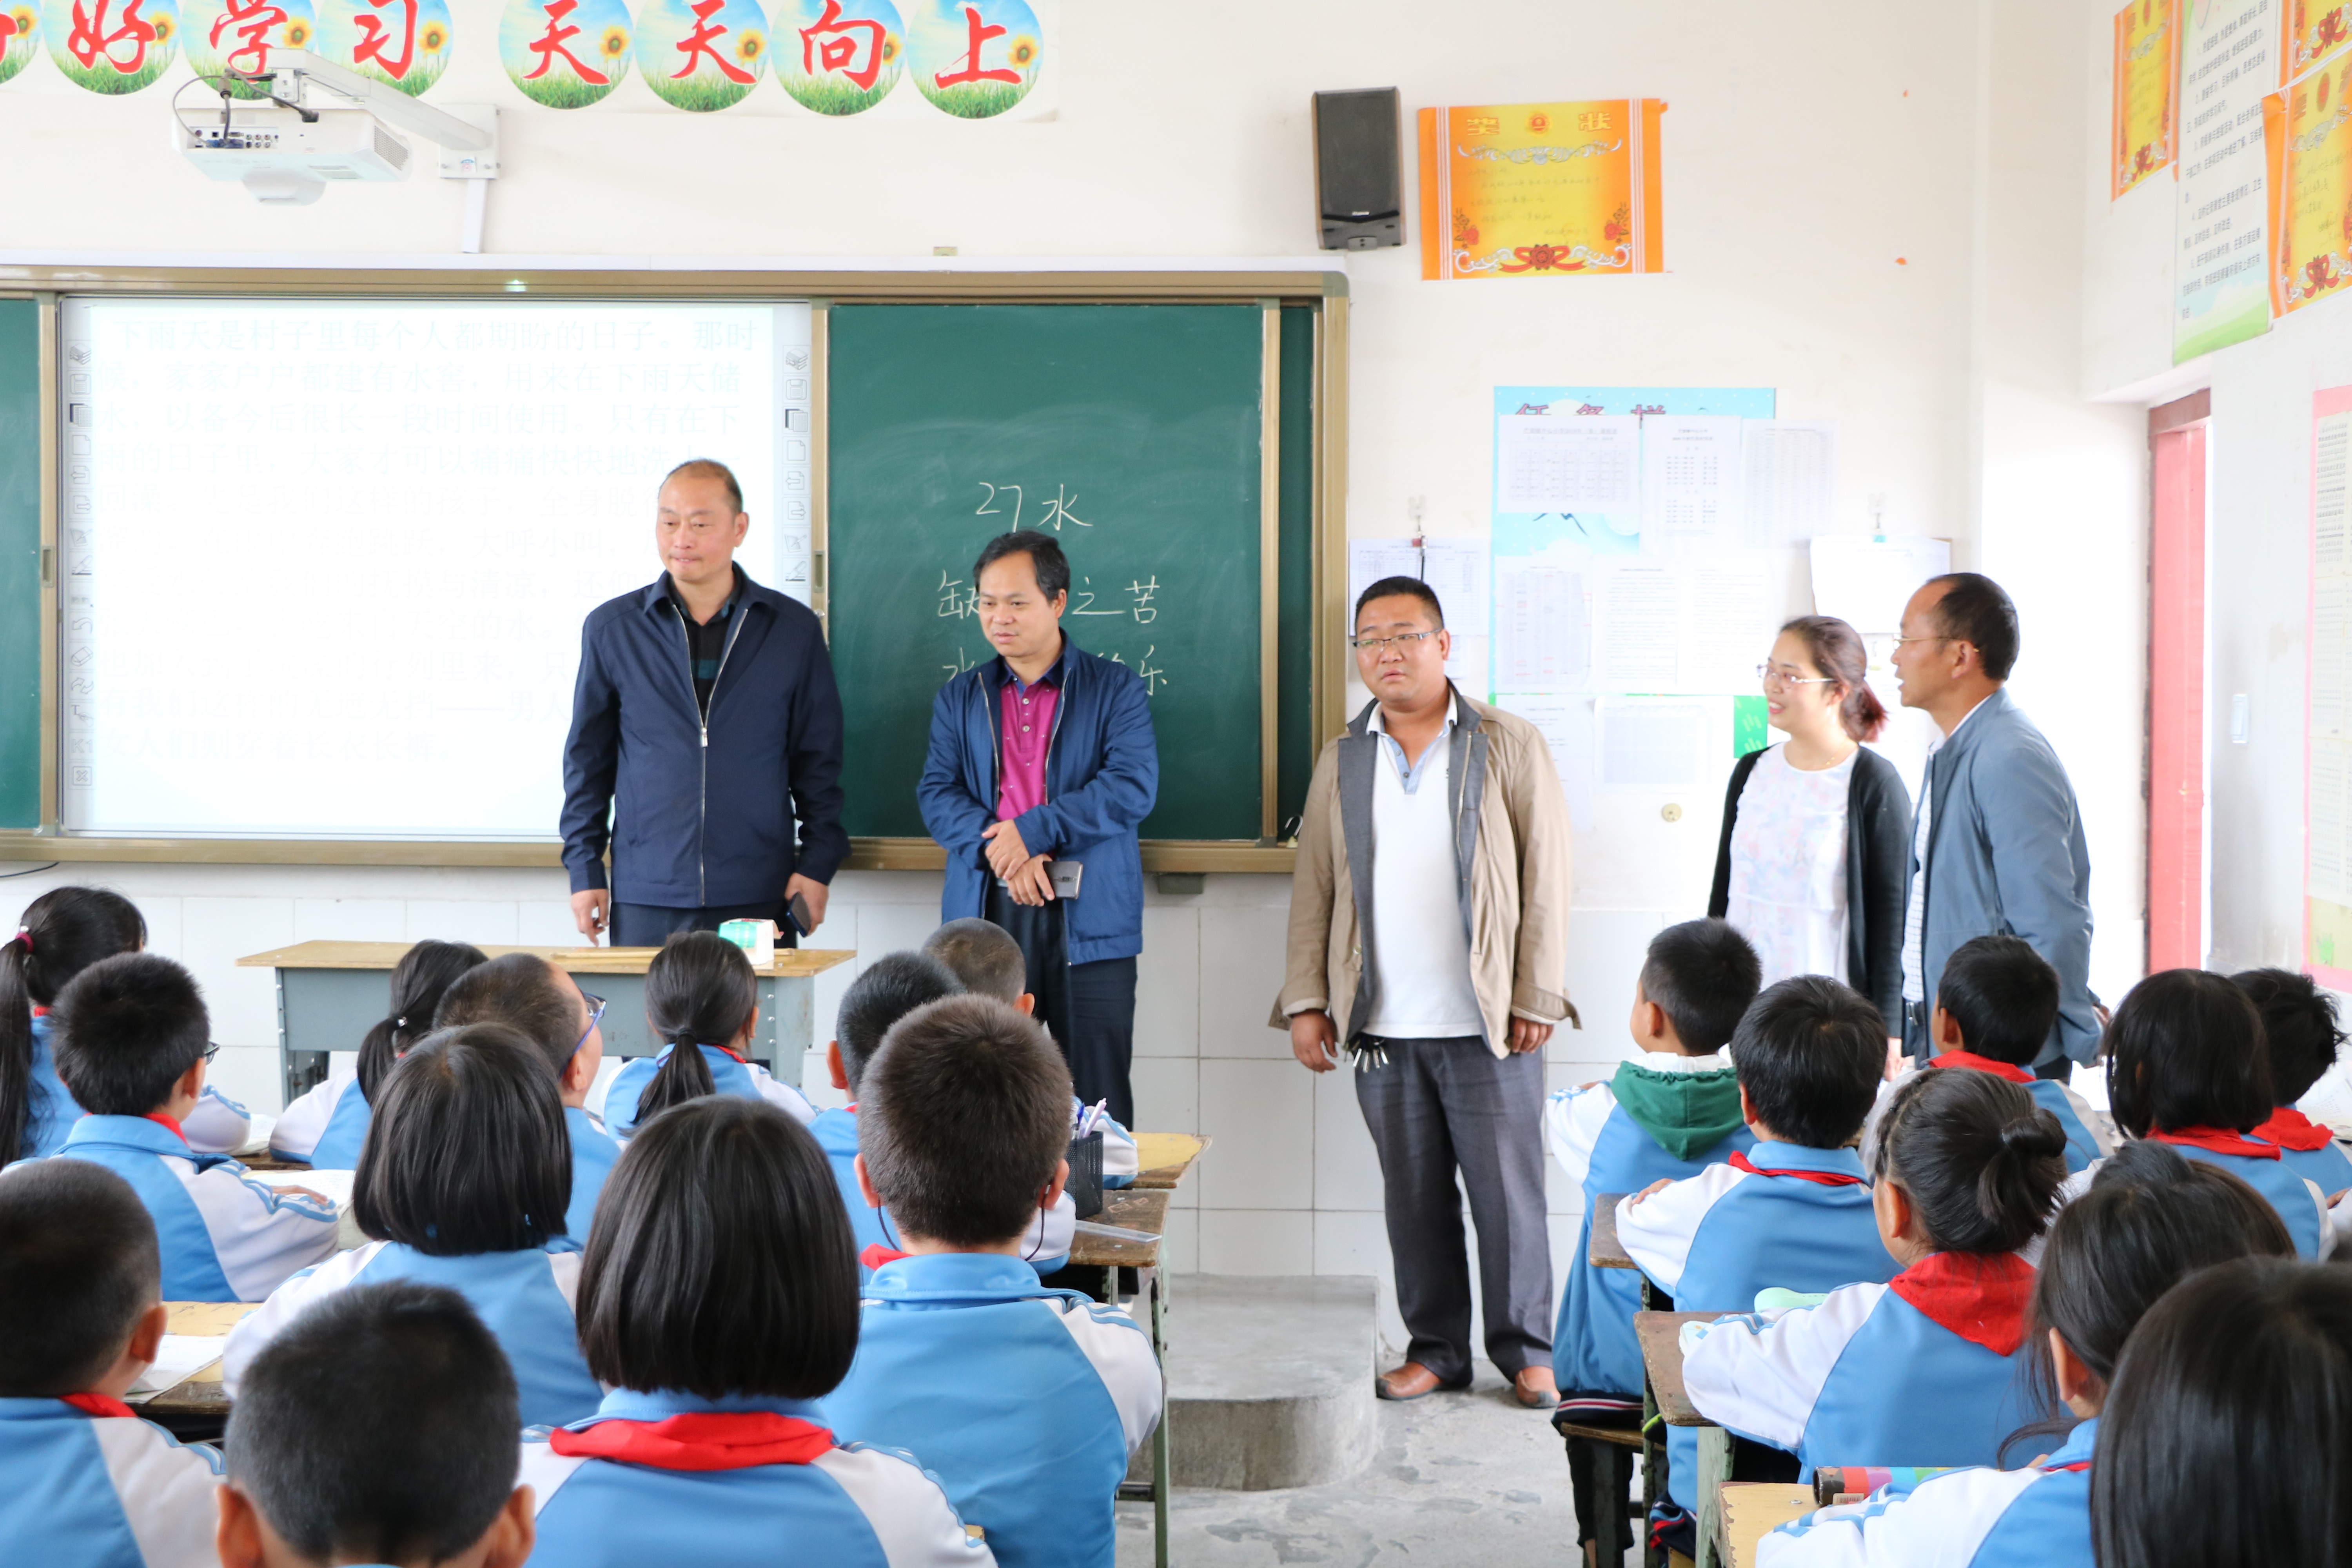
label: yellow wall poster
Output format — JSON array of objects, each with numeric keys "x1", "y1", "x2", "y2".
[
  {"x1": 2267, "y1": 56, "x2": 2352, "y2": 316},
  {"x1": 2288, "y1": 0, "x2": 2352, "y2": 83},
  {"x1": 2113, "y1": 0, "x2": 2176, "y2": 197},
  {"x1": 1417, "y1": 100, "x2": 1664, "y2": 281}
]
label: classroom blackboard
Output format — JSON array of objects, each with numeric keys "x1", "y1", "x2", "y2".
[
  {"x1": 0, "y1": 300, "x2": 36, "y2": 831},
  {"x1": 828, "y1": 303, "x2": 1308, "y2": 844}
]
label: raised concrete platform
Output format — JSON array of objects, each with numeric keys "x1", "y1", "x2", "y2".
[{"x1": 1136, "y1": 1273, "x2": 1379, "y2": 1492}]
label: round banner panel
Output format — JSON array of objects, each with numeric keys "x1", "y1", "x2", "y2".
[
  {"x1": 44, "y1": 0, "x2": 178, "y2": 93},
  {"x1": 499, "y1": 0, "x2": 630, "y2": 107},
  {"x1": 316, "y1": 0, "x2": 451, "y2": 96},
  {"x1": 0, "y1": 0, "x2": 43, "y2": 86},
  {"x1": 907, "y1": 0, "x2": 1035, "y2": 119},
  {"x1": 635, "y1": 0, "x2": 768, "y2": 111},
  {"x1": 183, "y1": 0, "x2": 316, "y2": 98},
  {"x1": 773, "y1": 0, "x2": 900, "y2": 116}
]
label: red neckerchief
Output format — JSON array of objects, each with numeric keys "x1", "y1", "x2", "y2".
[
  {"x1": 1887, "y1": 1252, "x2": 2036, "y2": 1356},
  {"x1": 860, "y1": 1243, "x2": 910, "y2": 1271},
  {"x1": 141, "y1": 1112, "x2": 188, "y2": 1143},
  {"x1": 29, "y1": 1005, "x2": 47, "y2": 1018},
  {"x1": 1929, "y1": 1051, "x2": 2036, "y2": 1085},
  {"x1": 2150, "y1": 1126, "x2": 2281, "y2": 1160},
  {"x1": 2252, "y1": 1107, "x2": 2336, "y2": 1153},
  {"x1": 1729, "y1": 1149, "x2": 1866, "y2": 1187},
  {"x1": 2048, "y1": 1460, "x2": 2093, "y2": 1474},
  {"x1": 547, "y1": 1411, "x2": 835, "y2": 1471},
  {"x1": 60, "y1": 1393, "x2": 136, "y2": 1419}
]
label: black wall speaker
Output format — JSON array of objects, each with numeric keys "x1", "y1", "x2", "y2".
[{"x1": 1313, "y1": 88, "x2": 1403, "y2": 251}]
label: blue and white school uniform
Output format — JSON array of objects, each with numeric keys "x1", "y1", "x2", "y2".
[
  {"x1": 2252, "y1": 1107, "x2": 2352, "y2": 1199},
  {"x1": 42, "y1": 1115, "x2": 336, "y2": 1302},
  {"x1": 826, "y1": 1252, "x2": 1162, "y2": 1568},
  {"x1": 1862, "y1": 1055, "x2": 2112, "y2": 1175},
  {"x1": 269, "y1": 1067, "x2": 370, "y2": 1167},
  {"x1": 560, "y1": 1104, "x2": 622, "y2": 1248},
  {"x1": 813, "y1": 1105, "x2": 1075, "y2": 1281},
  {"x1": 23, "y1": 1012, "x2": 250, "y2": 1159},
  {"x1": 2143, "y1": 1127, "x2": 2337, "y2": 1259},
  {"x1": 1619, "y1": 1142, "x2": 1900, "y2": 1512},
  {"x1": 603, "y1": 1044, "x2": 816, "y2": 1138},
  {"x1": 1757, "y1": 1417, "x2": 2097, "y2": 1568},
  {"x1": 1683, "y1": 1252, "x2": 2039, "y2": 1481},
  {"x1": 0, "y1": 1394, "x2": 224, "y2": 1568},
  {"x1": 1543, "y1": 1051, "x2": 1752, "y2": 1417},
  {"x1": 224, "y1": 1240, "x2": 603, "y2": 1428},
  {"x1": 521, "y1": 1388, "x2": 994, "y2": 1568}
]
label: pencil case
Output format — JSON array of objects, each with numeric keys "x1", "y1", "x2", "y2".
[
  {"x1": 1812, "y1": 1466, "x2": 1955, "y2": 1505},
  {"x1": 1066, "y1": 1130, "x2": 1105, "y2": 1219}
]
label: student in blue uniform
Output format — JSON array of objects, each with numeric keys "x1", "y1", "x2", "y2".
[
  {"x1": 0, "y1": 1159, "x2": 223, "y2": 1568},
  {"x1": 2104, "y1": 968, "x2": 2336, "y2": 1257},
  {"x1": 1541, "y1": 918, "x2": 1759, "y2": 1559},
  {"x1": 44, "y1": 955, "x2": 337, "y2": 1302},
  {"x1": 1683, "y1": 1067, "x2": 2070, "y2": 1482},
  {"x1": 813, "y1": 951, "x2": 965, "y2": 1277},
  {"x1": 1904, "y1": 936, "x2": 2111, "y2": 1171},
  {"x1": 435, "y1": 953, "x2": 622, "y2": 1249},
  {"x1": 216, "y1": 1282, "x2": 535, "y2": 1568},
  {"x1": 223, "y1": 1024, "x2": 603, "y2": 1428},
  {"x1": 827, "y1": 995, "x2": 1161, "y2": 1568},
  {"x1": 272, "y1": 940, "x2": 486, "y2": 1167},
  {"x1": 522, "y1": 1095, "x2": 991, "y2": 1568},
  {"x1": 1618, "y1": 974, "x2": 1902, "y2": 1552},
  {"x1": 2232, "y1": 967, "x2": 2352, "y2": 1205},
  {"x1": 1757, "y1": 1141, "x2": 2295, "y2": 1566},
  {"x1": 603, "y1": 932, "x2": 815, "y2": 1138},
  {"x1": 3, "y1": 887, "x2": 252, "y2": 1164}
]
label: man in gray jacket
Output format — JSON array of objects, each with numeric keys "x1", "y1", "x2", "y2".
[{"x1": 1890, "y1": 572, "x2": 2100, "y2": 1073}]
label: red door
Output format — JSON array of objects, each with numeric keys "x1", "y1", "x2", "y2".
[{"x1": 2148, "y1": 393, "x2": 2209, "y2": 973}]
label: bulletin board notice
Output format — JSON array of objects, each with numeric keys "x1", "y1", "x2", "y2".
[{"x1": 2307, "y1": 385, "x2": 2352, "y2": 983}]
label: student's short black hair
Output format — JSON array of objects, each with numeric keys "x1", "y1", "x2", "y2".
[
  {"x1": 1352, "y1": 574, "x2": 1444, "y2": 630},
  {"x1": 0, "y1": 1160, "x2": 158, "y2": 1396},
  {"x1": 2105, "y1": 968, "x2": 2274, "y2": 1139},
  {"x1": 50, "y1": 953, "x2": 210, "y2": 1116},
  {"x1": 1934, "y1": 935, "x2": 2060, "y2": 1066},
  {"x1": 833, "y1": 951, "x2": 963, "y2": 1093},
  {"x1": 923, "y1": 918, "x2": 1027, "y2": 1004},
  {"x1": 434, "y1": 952, "x2": 581, "y2": 1079},
  {"x1": 2092, "y1": 1258, "x2": 2352, "y2": 1568},
  {"x1": 1924, "y1": 572, "x2": 2021, "y2": 681},
  {"x1": 973, "y1": 530, "x2": 1070, "y2": 600},
  {"x1": 1639, "y1": 919, "x2": 1763, "y2": 1053},
  {"x1": 577, "y1": 1097, "x2": 858, "y2": 1400},
  {"x1": 353, "y1": 1024, "x2": 570, "y2": 1255},
  {"x1": 1726, "y1": 975, "x2": 1884, "y2": 1147},
  {"x1": 1873, "y1": 1066, "x2": 2068, "y2": 1254},
  {"x1": 226, "y1": 1283, "x2": 519, "y2": 1566},
  {"x1": 859, "y1": 995, "x2": 1070, "y2": 1247},
  {"x1": 2231, "y1": 967, "x2": 2347, "y2": 1105}
]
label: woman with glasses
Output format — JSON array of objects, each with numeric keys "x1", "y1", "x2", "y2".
[{"x1": 1708, "y1": 617, "x2": 1912, "y2": 1053}]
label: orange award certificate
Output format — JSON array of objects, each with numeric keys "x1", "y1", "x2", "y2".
[
  {"x1": 2113, "y1": 0, "x2": 2176, "y2": 197},
  {"x1": 2267, "y1": 57, "x2": 2352, "y2": 316},
  {"x1": 1417, "y1": 100, "x2": 1665, "y2": 281},
  {"x1": 2288, "y1": 0, "x2": 2352, "y2": 83}
]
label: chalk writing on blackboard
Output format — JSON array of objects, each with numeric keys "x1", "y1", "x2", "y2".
[{"x1": 974, "y1": 483, "x2": 1023, "y2": 526}]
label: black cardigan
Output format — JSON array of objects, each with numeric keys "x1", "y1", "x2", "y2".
[{"x1": 1707, "y1": 744, "x2": 1914, "y2": 1031}]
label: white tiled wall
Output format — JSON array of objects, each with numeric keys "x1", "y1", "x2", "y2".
[{"x1": 0, "y1": 859, "x2": 1689, "y2": 1352}]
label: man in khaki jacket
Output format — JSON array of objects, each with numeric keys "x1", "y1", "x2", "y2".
[{"x1": 1276, "y1": 576, "x2": 1575, "y2": 1409}]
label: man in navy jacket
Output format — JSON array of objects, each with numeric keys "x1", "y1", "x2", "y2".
[
  {"x1": 917, "y1": 531, "x2": 1158, "y2": 1123},
  {"x1": 561, "y1": 459, "x2": 848, "y2": 949}
]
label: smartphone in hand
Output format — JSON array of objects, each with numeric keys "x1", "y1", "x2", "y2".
[{"x1": 786, "y1": 893, "x2": 813, "y2": 937}]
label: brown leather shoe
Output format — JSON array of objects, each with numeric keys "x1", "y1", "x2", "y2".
[
  {"x1": 1375, "y1": 1361, "x2": 1469, "y2": 1401},
  {"x1": 1512, "y1": 1365, "x2": 1560, "y2": 1409}
]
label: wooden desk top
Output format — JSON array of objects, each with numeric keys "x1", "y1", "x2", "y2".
[
  {"x1": 140, "y1": 1302, "x2": 263, "y2": 1417},
  {"x1": 1635, "y1": 1310, "x2": 1722, "y2": 1427},
  {"x1": 238, "y1": 940, "x2": 855, "y2": 979},
  {"x1": 1067, "y1": 1188, "x2": 1169, "y2": 1269},
  {"x1": 1590, "y1": 1194, "x2": 1634, "y2": 1269},
  {"x1": 1718, "y1": 1483, "x2": 1817, "y2": 1568},
  {"x1": 1130, "y1": 1133, "x2": 1209, "y2": 1190}
]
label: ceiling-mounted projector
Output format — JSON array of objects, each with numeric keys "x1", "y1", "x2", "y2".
[{"x1": 174, "y1": 49, "x2": 495, "y2": 205}]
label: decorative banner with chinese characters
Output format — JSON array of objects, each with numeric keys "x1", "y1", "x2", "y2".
[
  {"x1": 42, "y1": 0, "x2": 177, "y2": 91},
  {"x1": 775, "y1": 0, "x2": 899, "y2": 115},
  {"x1": 2265, "y1": 54, "x2": 2352, "y2": 317},
  {"x1": 185, "y1": 0, "x2": 314, "y2": 97},
  {"x1": 498, "y1": 0, "x2": 629, "y2": 107},
  {"x1": 2176, "y1": 0, "x2": 2276, "y2": 360},
  {"x1": 2288, "y1": 0, "x2": 2352, "y2": 82},
  {"x1": 907, "y1": 0, "x2": 1036, "y2": 118},
  {"x1": 0, "y1": 0, "x2": 42, "y2": 83},
  {"x1": 2112, "y1": 0, "x2": 2175, "y2": 197},
  {"x1": 1416, "y1": 100, "x2": 1666, "y2": 281},
  {"x1": 316, "y1": 0, "x2": 450, "y2": 95},
  {"x1": 635, "y1": 0, "x2": 766, "y2": 111}
]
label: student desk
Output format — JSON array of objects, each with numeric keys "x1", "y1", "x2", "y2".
[
  {"x1": 238, "y1": 941, "x2": 854, "y2": 1106},
  {"x1": 1129, "y1": 1132, "x2": 1210, "y2": 1189},
  {"x1": 1715, "y1": 1483, "x2": 1816, "y2": 1568},
  {"x1": 139, "y1": 1301, "x2": 261, "y2": 1439},
  {"x1": 1639, "y1": 1309, "x2": 1742, "y2": 1568},
  {"x1": 1071, "y1": 1156, "x2": 1194, "y2": 1568}
]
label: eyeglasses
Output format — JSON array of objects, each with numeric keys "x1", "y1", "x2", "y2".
[
  {"x1": 569, "y1": 992, "x2": 607, "y2": 1062},
  {"x1": 1757, "y1": 664, "x2": 1838, "y2": 689},
  {"x1": 1350, "y1": 630, "x2": 1441, "y2": 653},
  {"x1": 200, "y1": 1042, "x2": 220, "y2": 1064}
]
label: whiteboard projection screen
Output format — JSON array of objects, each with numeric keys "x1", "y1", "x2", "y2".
[{"x1": 56, "y1": 298, "x2": 813, "y2": 839}]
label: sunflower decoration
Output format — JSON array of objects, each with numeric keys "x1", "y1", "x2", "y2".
[
  {"x1": 733, "y1": 25, "x2": 762, "y2": 66},
  {"x1": 1005, "y1": 32, "x2": 1036, "y2": 70},
  {"x1": 282, "y1": 15, "x2": 309, "y2": 45},
  {"x1": 599, "y1": 22, "x2": 627, "y2": 58},
  {"x1": 418, "y1": 18, "x2": 446, "y2": 52},
  {"x1": 878, "y1": 31, "x2": 895, "y2": 63},
  {"x1": 147, "y1": 10, "x2": 172, "y2": 44},
  {"x1": 7, "y1": 3, "x2": 33, "y2": 38}
]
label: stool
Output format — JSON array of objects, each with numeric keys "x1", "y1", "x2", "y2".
[{"x1": 1558, "y1": 1419, "x2": 1642, "y2": 1566}]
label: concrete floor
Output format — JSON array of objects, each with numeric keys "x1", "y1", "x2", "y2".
[{"x1": 1116, "y1": 1360, "x2": 1638, "y2": 1567}]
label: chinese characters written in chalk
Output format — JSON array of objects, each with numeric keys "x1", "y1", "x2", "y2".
[{"x1": 974, "y1": 480, "x2": 1091, "y2": 530}]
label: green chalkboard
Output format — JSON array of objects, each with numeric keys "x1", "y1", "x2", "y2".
[
  {"x1": 0, "y1": 301, "x2": 37, "y2": 831},
  {"x1": 828, "y1": 304, "x2": 1278, "y2": 843}
]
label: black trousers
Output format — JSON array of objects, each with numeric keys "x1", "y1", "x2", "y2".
[
  {"x1": 610, "y1": 898, "x2": 801, "y2": 949},
  {"x1": 983, "y1": 883, "x2": 1137, "y2": 1125}
]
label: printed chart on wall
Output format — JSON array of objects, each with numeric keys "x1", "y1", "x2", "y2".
[
  {"x1": 2174, "y1": 0, "x2": 2274, "y2": 362},
  {"x1": 2307, "y1": 386, "x2": 2352, "y2": 983}
]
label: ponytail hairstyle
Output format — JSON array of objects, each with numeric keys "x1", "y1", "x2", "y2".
[
  {"x1": 2001, "y1": 1141, "x2": 2296, "y2": 1461},
  {"x1": 356, "y1": 941, "x2": 488, "y2": 1105},
  {"x1": 1871, "y1": 1064, "x2": 2069, "y2": 1254},
  {"x1": 0, "y1": 887, "x2": 146, "y2": 1165},
  {"x1": 637, "y1": 932, "x2": 757, "y2": 1124},
  {"x1": 2105, "y1": 968, "x2": 2274, "y2": 1139},
  {"x1": 1779, "y1": 615, "x2": 1887, "y2": 742}
]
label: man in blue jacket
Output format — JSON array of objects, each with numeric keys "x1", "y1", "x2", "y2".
[
  {"x1": 917, "y1": 530, "x2": 1158, "y2": 1123},
  {"x1": 561, "y1": 459, "x2": 847, "y2": 949}
]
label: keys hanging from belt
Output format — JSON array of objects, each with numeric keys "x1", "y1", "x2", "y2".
[{"x1": 1348, "y1": 1035, "x2": 1390, "y2": 1071}]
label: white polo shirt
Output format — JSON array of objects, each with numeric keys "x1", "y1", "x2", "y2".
[{"x1": 1362, "y1": 699, "x2": 1485, "y2": 1040}]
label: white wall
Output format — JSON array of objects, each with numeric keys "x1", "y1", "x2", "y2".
[{"x1": 4, "y1": 0, "x2": 2152, "y2": 1347}]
